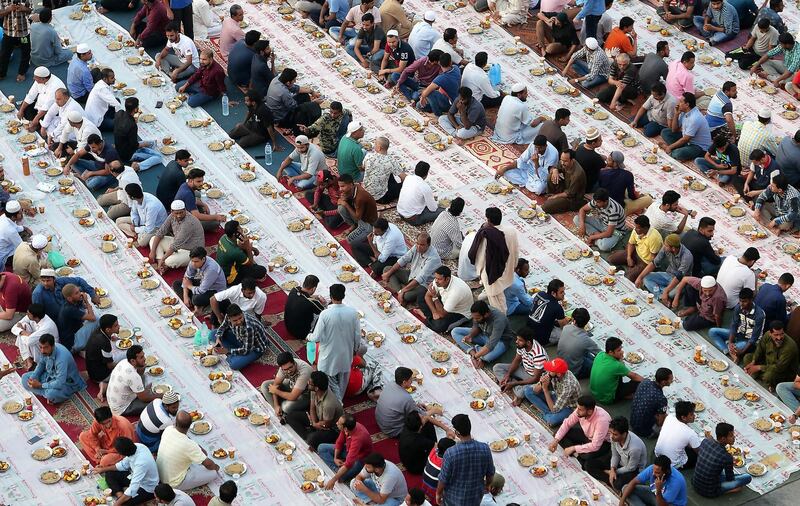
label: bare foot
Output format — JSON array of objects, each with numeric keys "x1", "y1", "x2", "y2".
[
  {"x1": 15, "y1": 74, "x2": 25, "y2": 82},
  {"x1": 512, "y1": 396, "x2": 523, "y2": 407},
  {"x1": 411, "y1": 308, "x2": 426, "y2": 320}
]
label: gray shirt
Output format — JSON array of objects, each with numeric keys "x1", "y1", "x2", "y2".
[
  {"x1": 777, "y1": 137, "x2": 800, "y2": 186},
  {"x1": 155, "y1": 213, "x2": 205, "y2": 252},
  {"x1": 398, "y1": 245, "x2": 442, "y2": 285},
  {"x1": 266, "y1": 77, "x2": 299, "y2": 122},
  {"x1": 308, "y1": 303, "x2": 360, "y2": 375},
  {"x1": 375, "y1": 380, "x2": 418, "y2": 437},
  {"x1": 611, "y1": 431, "x2": 648, "y2": 474},
  {"x1": 289, "y1": 143, "x2": 328, "y2": 176},
  {"x1": 448, "y1": 96, "x2": 486, "y2": 131},
  {"x1": 638, "y1": 53, "x2": 668, "y2": 94},
  {"x1": 652, "y1": 244, "x2": 694, "y2": 278},
  {"x1": 474, "y1": 307, "x2": 514, "y2": 351},
  {"x1": 557, "y1": 324, "x2": 601, "y2": 376}
]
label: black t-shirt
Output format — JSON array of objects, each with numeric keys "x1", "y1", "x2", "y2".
[
  {"x1": 575, "y1": 145, "x2": 606, "y2": 191},
  {"x1": 283, "y1": 287, "x2": 324, "y2": 339},
  {"x1": 386, "y1": 41, "x2": 415, "y2": 68},
  {"x1": 527, "y1": 292, "x2": 565, "y2": 346},
  {"x1": 681, "y1": 229, "x2": 721, "y2": 276},
  {"x1": 156, "y1": 161, "x2": 187, "y2": 210},
  {"x1": 57, "y1": 302, "x2": 85, "y2": 351},
  {"x1": 85, "y1": 329, "x2": 113, "y2": 382},
  {"x1": 398, "y1": 428, "x2": 436, "y2": 474}
]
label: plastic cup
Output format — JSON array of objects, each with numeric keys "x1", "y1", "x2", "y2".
[
  {"x1": 674, "y1": 318, "x2": 681, "y2": 329},
  {"x1": 721, "y1": 375, "x2": 729, "y2": 386},
  {"x1": 647, "y1": 293, "x2": 654, "y2": 304},
  {"x1": 451, "y1": 364, "x2": 459, "y2": 375},
  {"x1": 523, "y1": 431, "x2": 531, "y2": 442},
  {"x1": 593, "y1": 251, "x2": 600, "y2": 262},
  {"x1": 224, "y1": 371, "x2": 234, "y2": 380},
  {"x1": 228, "y1": 447, "x2": 236, "y2": 459},
  {"x1": 285, "y1": 449, "x2": 293, "y2": 461},
  {"x1": 592, "y1": 488, "x2": 600, "y2": 500},
  {"x1": 415, "y1": 373, "x2": 423, "y2": 384},
  {"x1": 374, "y1": 336, "x2": 383, "y2": 348},
  {"x1": 550, "y1": 456, "x2": 558, "y2": 468}
]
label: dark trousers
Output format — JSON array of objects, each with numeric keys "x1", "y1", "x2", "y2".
[
  {"x1": 278, "y1": 97, "x2": 321, "y2": 135},
  {"x1": 415, "y1": 292, "x2": 465, "y2": 333},
  {"x1": 375, "y1": 175, "x2": 403, "y2": 204},
  {"x1": 558, "y1": 424, "x2": 611, "y2": 469},
  {"x1": 681, "y1": 285, "x2": 715, "y2": 331},
  {"x1": 726, "y1": 48, "x2": 761, "y2": 70},
  {"x1": 584, "y1": 460, "x2": 637, "y2": 492},
  {"x1": 481, "y1": 94, "x2": 504, "y2": 109},
  {"x1": 583, "y1": 15, "x2": 601, "y2": 40},
  {"x1": 231, "y1": 263, "x2": 268, "y2": 284},
  {"x1": 285, "y1": 411, "x2": 340, "y2": 449},
  {"x1": 100, "y1": 0, "x2": 140, "y2": 10},
  {"x1": 171, "y1": 4, "x2": 194, "y2": 39},
  {"x1": 134, "y1": 22, "x2": 167, "y2": 48},
  {"x1": 171, "y1": 279, "x2": 217, "y2": 308},
  {"x1": 615, "y1": 377, "x2": 641, "y2": 401},
  {"x1": 597, "y1": 83, "x2": 640, "y2": 105},
  {"x1": 305, "y1": 190, "x2": 344, "y2": 229},
  {"x1": 104, "y1": 471, "x2": 155, "y2": 504},
  {"x1": 350, "y1": 237, "x2": 399, "y2": 275},
  {"x1": 0, "y1": 34, "x2": 31, "y2": 78},
  {"x1": 230, "y1": 122, "x2": 268, "y2": 149},
  {"x1": 680, "y1": 445, "x2": 698, "y2": 469}
]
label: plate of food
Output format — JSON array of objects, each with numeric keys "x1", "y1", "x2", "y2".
[
  {"x1": 2, "y1": 400, "x2": 23, "y2": 414},
  {"x1": 300, "y1": 481, "x2": 316, "y2": 493},
  {"x1": 624, "y1": 352, "x2": 643, "y2": 364},
  {"x1": 472, "y1": 388, "x2": 490, "y2": 400},
  {"x1": 592, "y1": 111, "x2": 609, "y2": 120},
  {"x1": 281, "y1": 280, "x2": 299, "y2": 291},
  {"x1": 212, "y1": 448, "x2": 228, "y2": 459},
  {"x1": 690, "y1": 181, "x2": 707, "y2": 191},
  {"x1": 248, "y1": 413, "x2": 267, "y2": 425},
  {"x1": 530, "y1": 465, "x2": 548, "y2": 477},
  {"x1": 276, "y1": 441, "x2": 296, "y2": 453},
  {"x1": 178, "y1": 325, "x2": 197, "y2": 338},
  {"x1": 400, "y1": 334, "x2": 416, "y2": 344},
  {"x1": 152, "y1": 384, "x2": 172, "y2": 395},
  {"x1": 201, "y1": 355, "x2": 219, "y2": 367},
  {"x1": 190, "y1": 420, "x2": 212, "y2": 435},
  {"x1": 530, "y1": 67, "x2": 546, "y2": 76},
  {"x1": 313, "y1": 245, "x2": 331, "y2": 257},
  {"x1": 694, "y1": 401, "x2": 705, "y2": 412},
  {"x1": 145, "y1": 355, "x2": 159, "y2": 367},
  {"x1": 470, "y1": 399, "x2": 486, "y2": 410},
  {"x1": 234, "y1": 406, "x2": 251, "y2": 419},
  {"x1": 141, "y1": 278, "x2": 160, "y2": 290},
  {"x1": 424, "y1": 132, "x2": 441, "y2": 144},
  {"x1": 40, "y1": 469, "x2": 61, "y2": 484},
  {"x1": 159, "y1": 145, "x2": 176, "y2": 155},
  {"x1": 0, "y1": 460, "x2": 8, "y2": 472},
  {"x1": 563, "y1": 247, "x2": 581, "y2": 260},
  {"x1": 211, "y1": 379, "x2": 231, "y2": 394},
  {"x1": 96, "y1": 297, "x2": 112, "y2": 309},
  {"x1": 485, "y1": 182, "x2": 503, "y2": 194},
  {"x1": 32, "y1": 446, "x2": 53, "y2": 461},
  {"x1": 396, "y1": 322, "x2": 419, "y2": 334},
  {"x1": 728, "y1": 207, "x2": 746, "y2": 217},
  {"x1": 656, "y1": 324, "x2": 674, "y2": 336},
  {"x1": 503, "y1": 47, "x2": 518, "y2": 56},
  {"x1": 782, "y1": 110, "x2": 799, "y2": 120},
  {"x1": 624, "y1": 305, "x2": 641, "y2": 317},
  {"x1": 709, "y1": 359, "x2": 729, "y2": 372},
  {"x1": 747, "y1": 462, "x2": 767, "y2": 476},
  {"x1": 45, "y1": 167, "x2": 62, "y2": 177},
  {"x1": 158, "y1": 306, "x2": 177, "y2": 318},
  {"x1": 582, "y1": 274, "x2": 601, "y2": 286},
  {"x1": 224, "y1": 462, "x2": 247, "y2": 476},
  {"x1": 489, "y1": 439, "x2": 508, "y2": 452},
  {"x1": 622, "y1": 137, "x2": 638, "y2": 147},
  {"x1": 147, "y1": 366, "x2": 164, "y2": 377},
  {"x1": 139, "y1": 113, "x2": 156, "y2": 123},
  {"x1": 18, "y1": 132, "x2": 36, "y2": 144},
  {"x1": 518, "y1": 454, "x2": 537, "y2": 466},
  {"x1": 744, "y1": 391, "x2": 760, "y2": 402},
  {"x1": 265, "y1": 433, "x2": 281, "y2": 444},
  {"x1": 431, "y1": 350, "x2": 450, "y2": 362},
  {"x1": 644, "y1": 154, "x2": 658, "y2": 164},
  {"x1": 115, "y1": 338, "x2": 133, "y2": 350},
  {"x1": 518, "y1": 208, "x2": 536, "y2": 219},
  {"x1": 432, "y1": 367, "x2": 448, "y2": 377},
  {"x1": 724, "y1": 387, "x2": 744, "y2": 401},
  {"x1": 238, "y1": 172, "x2": 256, "y2": 182}
]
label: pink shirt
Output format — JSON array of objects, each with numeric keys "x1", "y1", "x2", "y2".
[
  {"x1": 220, "y1": 17, "x2": 244, "y2": 56},
  {"x1": 665, "y1": 60, "x2": 694, "y2": 99},
  {"x1": 554, "y1": 406, "x2": 611, "y2": 453},
  {"x1": 540, "y1": 0, "x2": 571, "y2": 12}
]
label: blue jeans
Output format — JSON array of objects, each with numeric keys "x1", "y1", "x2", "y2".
[
  {"x1": 573, "y1": 215, "x2": 624, "y2": 251},
  {"x1": 719, "y1": 472, "x2": 752, "y2": 493},
  {"x1": 692, "y1": 17, "x2": 738, "y2": 45},
  {"x1": 576, "y1": 353, "x2": 595, "y2": 379},
  {"x1": 283, "y1": 162, "x2": 317, "y2": 189},
  {"x1": 73, "y1": 160, "x2": 118, "y2": 191},
  {"x1": 394, "y1": 74, "x2": 421, "y2": 101},
  {"x1": 73, "y1": 321, "x2": 100, "y2": 352},
  {"x1": 451, "y1": 327, "x2": 507, "y2": 362},
  {"x1": 524, "y1": 387, "x2": 572, "y2": 425},
  {"x1": 329, "y1": 26, "x2": 356, "y2": 43},
  {"x1": 419, "y1": 90, "x2": 451, "y2": 116},
  {"x1": 212, "y1": 328, "x2": 264, "y2": 370},
  {"x1": 776, "y1": 382, "x2": 800, "y2": 412},
  {"x1": 700, "y1": 256, "x2": 722, "y2": 276},
  {"x1": 317, "y1": 444, "x2": 363, "y2": 482},
  {"x1": 572, "y1": 60, "x2": 607, "y2": 88},
  {"x1": 693, "y1": 157, "x2": 732, "y2": 183},
  {"x1": 351, "y1": 479, "x2": 403, "y2": 506},
  {"x1": 642, "y1": 272, "x2": 675, "y2": 298},
  {"x1": 21, "y1": 371, "x2": 83, "y2": 403},
  {"x1": 345, "y1": 45, "x2": 384, "y2": 71},
  {"x1": 709, "y1": 328, "x2": 751, "y2": 354},
  {"x1": 507, "y1": 298, "x2": 533, "y2": 316},
  {"x1": 131, "y1": 146, "x2": 162, "y2": 172},
  {"x1": 661, "y1": 128, "x2": 704, "y2": 161},
  {"x1": 636, "y1": 114, "x2": 667, "y2": 138},
  {"x1": 176, "y1": 81, "x2": 217, "y2": 107}
]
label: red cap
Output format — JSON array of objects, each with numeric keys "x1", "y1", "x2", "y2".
[{"x1": 543, "y1": 358, "x2": 568, "y2": 374}]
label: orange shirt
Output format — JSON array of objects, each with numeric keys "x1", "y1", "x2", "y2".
[{"x1": 604, "y1": 27, "x2": 634, "y2": 54}]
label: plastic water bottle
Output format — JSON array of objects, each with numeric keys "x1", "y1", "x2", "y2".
[
  {"x1": 193, "y1": 328, "x2": 204, "y2": 348},
  {"x1": 488, "y1": 63, "x2": 502, "y2": 88},
  {"x1": 221, "y1": 93, "x2": 229, "y2": 117},
  {"x1": 264, "y1": 143, "x2": 273, "y2": 166}
]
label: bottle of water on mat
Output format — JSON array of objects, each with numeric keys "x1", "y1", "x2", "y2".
[
  {"x1": 264, "y1": 143, "x2": 273, "y2": 165},
  {"x1": 221, "y1": 93, "x2": 229, "y2": 117},
  {"x1": 489, "y1": 63, "x2": 501, "y2": 88}
]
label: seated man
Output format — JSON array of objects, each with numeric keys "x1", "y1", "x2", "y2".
[
  {"x1": 659, "y1": 0, "x2": 702, "y2": 27},
  {"x1": 631, "y1": 82, "x2": 677, "y2": 138},
  {"x1": 283, "y1": 275, "x2": 326, "y2": 339},
  {"x1": 451, "y1": 301, "x2": 514, "y2": 367},
  {"x1": 129, "y1": 0, "x2": 168, "y2": 48},
  {"x1": 742, "y1": 320, "x2": 799, "y2": 389},
  {"x1": 117, "y1": 184, "x2": 168, "y2": 248},
  {"x1": 216, "y1": 221, "x2": 267, "y2": 285},
  {"x1": 382, "y1": 232, "x2": 442, "y2": 305},
  {"x1": 754, "y1": 174, "x2": 800, "y2": 233},
  {"x1": 619, "y1": 455, "x2": 688, "y2": 506},
  {"x1": 393, "y1": 49, "x2": 442, "y2": 102},
  {"x1": 638, "y1": 234, "x2": 694, "y2": 303},
  {"x1": 219, "y1": 5, "x2": 245, "y2": 55},
  {"x1": 13, "y1": 231, "x2": 48, "y2": 288},
  {"x1": 32, "y1": 269, "x2": 95, "y2": 322},
  {"x1": 136, "y1": 391, "x2": 181, "y2": 452},
  {"x1": 694, "y1": 133, "x2": 742, "y2": 183},
  {"x1": 659, "y1": 92, "x2": 713, "y2": 161},
  {"x1": 629, "y1": 368, "x2": 673, "y2": 438},
  {"x1": 429, "y1": 198, "x2": 464, "y2": 260},
  {"x1": 379, "y1": 30, "x2": 416, "y2": 82},
  {"x1": 174, "y1": 168, "x2": 226, "y2": 231},
  {"x1": 496, "y1": 134, "x2": 557, "y2": 195},
  {"x1": 416, "y1": 265, "x2": 473, "y2": 333},
  {"x1": 547, "y1": 395, "x2": 611, "y2": 467},
  {"x1": 755, "y1": 273, "x2": 793, "y2": 324},
  {"x1": 210, "y1": 481, "x2": 238, "y2": 506},
  {"x1": 11, "y1": 303, "x2": 57, "y2": 370},
  {"x1": 78, "y1": 406, "x2": 136, "y2": 467},
  {"x1": 156, "y1": 411, "x2": 220, "y2": 490},
  {"x1": 319, "y1": 415, "x2": 374, "y2": 488},
  {"x1": 229, "y1": 89, "x2": 279, "y2": 149},
  {"x1": 493, "y1": 327, "x2": 546, "y2": 405},
  {"x1": 654, "y1": 401, "x2": 706, "y2": 469},
  {"x1": 609, "y1": 215, "x2": 663, "y2": 282},
  {"x1": 331, "y1": 0, "x2": 381, "y2": 47},
  {"x1": 286, "y1": 371, "x2": 344, "y2": 449},
  {"x1": 715, "y1": 248, "x2": 758, "y2": 307},
  {"x1": 347, "y1": 14, "x2": 384, "y2": 71},
  {"x1": 107, "y1": 345, "x2": 161, "y2": 416},
  {"x1": 84, "y1": 69, "x2": 122, "y2": 131},
  {"x1": 574, "y1": 188, "x2": 627, "y2": 252},
  {"x1": 738, "y1": 110, "x2": 779, "y2": 163},
  {"x1": 337, "y1": 174, "x2": 378, "y2": 244},
  {"x1": 210, "y1": 304, "x2": 269, "y2": 370},
  {"x1": 557, "y1": 308, "x2": 601, "y2": 379},
  {"x1": 731, "y1": 17, "x2": 780, "y2": 70},
  {"x1": 351, "y1": 218, "x2": 408, "y2": 275},
  {"x1": 154, "y1": 484, "x2": 195, "y2": 506},
  {"x1": 156, "y1": 150, "x2": 192, "y2": 210},
  {"x1": 30, "y1": 9, "x2": 72, "y2": 67},
  {"x1": 564, "y1": 38, "x2": 611, "y2": 89},
  {"x1": 54, "y1": 112, "x2": 101, "y2": 165},
  {"x1": 604, "y1": 16, "x2": 638, "y2": 59},
  {"x1": 93, "y1": 437, "x2": 159, "y2": 505},
  {"x1": 351, "y1": 452, "x2": 408, "y2": 506},
  {"x1": 528, "y1": 278, "x2": 569, "y2": 346},
  {"x1": 156, "y1": 22, "x2": 198, "y2": 83},
  {"x1": 535, "y1": 12, "x2": 581, "y2": 61},
  {"x1": 172, "y1": 247, "x2": 226, "y2": 313},
  {"x1": 57, "y1": 283, "x2": 97, "y2": 352},
  {"x1": 589, "y1": 337, "x2": 643, "y2": 404},
  {"x1": 597, "y1": 151, "x2": 653, "y2": 215},
  {"x1": 417, "y1": 53, "x2": 461, "y2": 117},
  {"x1": 542, "y1": 149, "x2": 587, "y2": 215},
  {"x1": 740, "y1": 149, "x2": 777, "y2": 202},
  {"x1": 438, "y1": 87, "x2": 486, "y2": 141},
  {"x1": 176, "y1": 48, "x2": 226, "y2": 108},
  {"x1": 375, "y1": 367, "x2": 444, "y2": 438},
  {"x1": 597, "y1": 54, "x2": 640, "y2": 111},
  {"x1": 492, "y1": 84, "x2": 543, "y2": 144},
  {"x1": 210, "y1": 278, "x2": 266, "y2": 325},
  {"x1": 693, "y1": 0, "x2": 740, "y2": 46},
  {"x1": 96, "y1": 164, "x2": 140, "y2": 221},
  {"x1": 460, "y1": 52, "x2": 503, "y2": 109},
  {"x1": 398, "y1": 412, "x2": 439, "y2": 475},
  {"x1": 504, "y1": 258, "x2": 533, "y2": 316},
  {"x1": 709, "y1": 288, "x2": 765, "y2": 360},
  {"x1": 779, "y1": 375, "x2": 800, "y2": 423},
  {"x1": 276, "y1": 136, "x2": 327, "y2": 190},
  {"x1": 18, "y1": 67, "x2": 64, "y2": 128},
  {"x1": 298, "y1": 101, "x2": 351, "y2": 157},
  {"x1": 148, "y1": 201, "x2": 206, "y2": 271},
  {"x1": 21, "y1": 334, "x2": 85, "y2": 403},
  {"x1": 586, "y1": 416, "x2": 647, "y2": 492},
  {"x1": 266, "y1": 68, "x2": 323, "y2": 133},
  {"x1": 671, "y1": 275, "x2": 727, "y2": 331},
  {"x1": 524, "y1": 358, "x2": 581, "y2": 426},
  {"x1": 84, "y1": 314, "x2": 121, "y2": 402},
  {"x1": 226, "y1": 31, "x2": 260, "y2": 89},
  {"x1": 361, "y1": 138, "x2": 405, "y2": 204},
  {"x1": 681, "y1": 217, "x2": 721, "y2": 276},
  {"x1": 751, "y1": 32, "x2": 799, "y2": 90},
  {"x1": 261, "y1": 351, "x2": 312, "y2": 418},
  {"x1": 645, "y1": 190, "x2": 695, "y2": 237},
  {"x1": 72, "y1": 134, "x2": 119, "y2": 191},
  {"x1": 693, "y1": 422, "x2": 752, "y2": 497}
]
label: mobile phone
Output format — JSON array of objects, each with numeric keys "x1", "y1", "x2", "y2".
[
  {"x1": 155, "y1": 101, "x2": 163, "y2": 109},
  {"x1": 27, "y1": 434, "x2": 44, "y2": 445}
]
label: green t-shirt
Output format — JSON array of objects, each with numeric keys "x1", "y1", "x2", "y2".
[
  {"x1": 589, "y1": 352, "x2": 630, "y2": 404},
  {"x1": 216, "y1": 235, "x2": 247, "y2": 284},
  {"x1": 336, "y1": 136, "x2": 365, "y2": 180}
]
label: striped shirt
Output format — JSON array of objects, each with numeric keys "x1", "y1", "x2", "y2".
[
  {"x1": 703, "y1": 2, "x2": 739, "y2": 35},
  {"x1": 572, "y1": 47, "x2": 611, "y2": 81},
  {"x1": 429, "y1": 211, "x2": 462, "y2": 259},
  {"x1": 755, "y1": 184, "x2": 800, "y2": 225},
  {"x1": 0, "y1": 0, "x2": 30, "y2": 37},
  {"x1": 517, "y1": 341, "x2": 547, "y2": 376},
  {"x1": 137, "y1": 399, "x2": 173, "y2": 438},
  {"x1": 767, "y1": 42, "x2": 800, "y2": 72},
  {"x1": 738, "y1": 120, "x2": 779, "y2": 162},
  {"x1": 217, "y1": 312, "x2": 269, "y2": 356},
  {"x1": 589, "y1": 198, "x2": 627, "y2": 231}
]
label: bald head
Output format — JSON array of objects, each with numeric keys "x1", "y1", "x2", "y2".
[{"x1": 175, "y1": 410, "x2": 193, "y2": 431}]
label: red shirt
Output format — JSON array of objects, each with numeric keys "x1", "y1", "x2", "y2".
[
  {"x1": 334, "y1": 422, "x2": 373, "y2": 469},
  {"x1": 0, "y1": 273, "x2": 31, "y2": 313},
  {"x1": 133, "y1": 1, "x2": 169, "y2": 42},
  {"x1": 186, "y1": 62, "x2": 227, "y2": 97}
]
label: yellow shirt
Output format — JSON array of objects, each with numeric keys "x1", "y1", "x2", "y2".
[
  {"x1": 629, "y1": 228, "x2": 663, "y2": 263},
  {"x1": 155, "y1": 426, "x2": 207, "y2": 487}
]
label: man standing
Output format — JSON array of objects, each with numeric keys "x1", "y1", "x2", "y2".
[
  {"x1": 436, "y1": 414, "x2": 494, "y2": 506},
  {"x1": 382, "y1": 232, "x2": 442, "y2": 306},
  {"x1": 308, "y1": 284, "x2": 361, "y2": 401},
  {"x1": 0, "y1": 0, "x2": 32, "y2": 82},
  {"x1": 468, "y1": 207, "x2": 519, "y2": 313}
]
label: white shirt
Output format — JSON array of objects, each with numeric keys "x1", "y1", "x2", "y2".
[
  {"x1": 167, "y1": 489, "x2": 195, "y2": 506},
  {"x1": 41, "y1": 98, "x2": 83, "y2": 140},
  {"x1": 213, "y1": 284, "x2": 267, "y2": 315},
  {"x1": 192, "y1": 0, "x2": 221, "y2": 39},
  {"x1": 458, "y1": 231, "x2": 478, "y2": 281},
  {"x1": 461, "y1": 62, "x2": 499, "y2": 101},
  {"x1": 431, "y1": 38, "x2": 463, "y2": 65},
  {"x1": 373, "y1": 222, "x2": 408, "y2": 263},
  {"x1": 654, "y1": 414, "x2": 704, "y2": 468},
  {"x1": 23, "y1": 75, "x2": 65, "y2": 112},
  {"x1": 116, "y1": 166, "x2": 142, "y2": 207},
  {"x1": 408, "y1": 21, "x2": 440, "y2": 58},
  {"x1": 107, "y1": 360, "x2": 146, "y2": 415},
  {"x1": 493, "y1": 95, "x2": 534, "y2": 144},
  {"x1": 85, "y1": 80, "x2": 121, "y2": 127},
  {"x1": 12, "y1": 315, "x2": 58, "y2": 361},
  {"x1": 397, "y1": 174, "x2": 437, "y2": 218},
  {"x1": 644, "y1": 204, "x2": 682, "y2": 235},
  {"x1": 0, "y1": 215, "x2": 23, "y2": 267},
  {"x1": 715, "y1": 256, "x2": 756, "y2": 308},
  {"x1": 434, "y1": 275, "x2": 473, "y2": 317},
  {"x1": 60, "y1": 118, "x2": 101, "y2": 147},
  {"x1": 167, "y1": 34, "x2": 199, "y2": 65}
]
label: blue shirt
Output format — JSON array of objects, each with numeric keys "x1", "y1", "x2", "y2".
[
  {"x1": 576, "y1": 0, "x2": 605, "y2": 19},
  {"x1": 185, "y1": 257, "x2": 227, "y2": 295},
  {"x1": 57, "y1": 301, "x2": 86, "y2": 351},
  {"x1": 67, "y1": 55, "x2": 93, "y2": 98},
  {"x1": 754, "y1": 283, "x2": 788, "y2": 324},
  {"x1": 679, "y1": 107, "x2": 712, "y2": 150},
  {"x1": 30, "y1": 343, "x2": 86, "y2": 394},
  {"x1": 328, "y1": 0, "x2": 349, "y2": 21},
  {"x1": 116, "y1": 443, "x2": 159, "y2": 497},
  {"x1": 636, "y1": 465, "x2": 688, "y2": 506},
  {"x1": 629, "y1": 379, "x2": 668, "y2": 437},
  {"x1": 705, "y1": 91, "x2": 732, "y2": 130},
  {"x1": 440, "y1": 440, "x2": 495, "y2": 506},
  {"x1": 32, "y1": 276, "x2": 96, "y2": 321},
  {"x1": 174, "y1": 182, "x2": 198, "y2": 212},
  {"x1": 227, "y1": 40, "x2": 255, "y2": 87},
  {"x1": 131, "y1": 193, "x2": 168, "y2": 234},
  {"x1": 170, "y1": 0, "x2": 192, "y2": 8},
  {"x1": 504, "y1": 273, "x2": 532, "y2": 315},
  {"x1": 433, "y1": 66, "x2": 461, "y2": 103}
]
